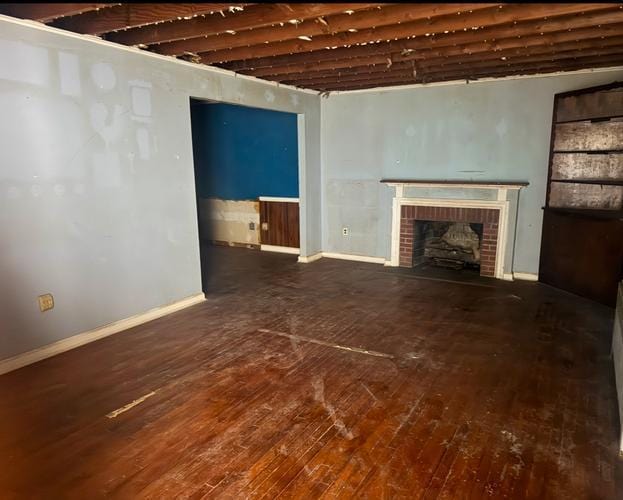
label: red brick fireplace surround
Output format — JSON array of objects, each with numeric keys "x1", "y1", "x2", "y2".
[{"x1": 399, "y1": 205, "x2": 499, "y2": 277}]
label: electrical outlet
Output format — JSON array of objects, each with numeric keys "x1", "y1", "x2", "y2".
[
  {"x1": 38, "y1": 293, "x2": 54, "y2": 312},
  {"x1": 261, "y1": 222, "x2": 268, "y2": 231},
  {"x1": 342, "y1": 227, "x2": 349, "y2": 236},
  {"x1": 249, "y1": 222, "x2": 255, "y2": 230}
]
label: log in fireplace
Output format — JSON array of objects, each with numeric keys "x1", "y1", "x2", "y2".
[{"x1": 413, "y1": 221, "x2": 483, "y2": 270}]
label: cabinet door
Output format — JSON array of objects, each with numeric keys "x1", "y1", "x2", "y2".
[
  {"x1": 260, "y1": 201, "x2": 300, "y2": 248},
  {"x1": 539, "y1": 210, "x2": 623, "y2": 306}
]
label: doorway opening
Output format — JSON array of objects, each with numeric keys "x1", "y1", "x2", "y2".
[{"x1": 189, "y1": 99, "x2": 301, "y2": 293}]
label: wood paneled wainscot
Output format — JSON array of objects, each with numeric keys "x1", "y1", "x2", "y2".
[{"x1": 259, "y1": 196, "x2": 300, "y2": 253}]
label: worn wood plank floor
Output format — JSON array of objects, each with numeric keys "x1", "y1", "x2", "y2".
[{"x1": 1, "y1": 245, "x2": 621, "y2": 499}]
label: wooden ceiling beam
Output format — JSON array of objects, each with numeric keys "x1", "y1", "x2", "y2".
[
  {"x1": 308, "y1": 53, "x2": 623, "y2": 91},
  {"x1": 51, "y1": 4, "x2": 249, "y2": 35},
  {"x1": 266, "y1": 34, "x2": 623, "y2": 82},
  {"x1": 280, "y1": 47, "x2": 623, "y2": 88},
  {"x1": 199, "y1": 3, "x2": 618, "y2": 63},
  {"x1": 280, "y1": 46, "x2": 623, "y2": 87},
  {"x1": 264, "y1": 63, "x2": 414, "y2": 83},
  {"x1": 222, "y1": 6, "x2": 623, "y2": 71},
  {"x1": 0, "y1": 3, "x2": 114, "y2": 22},
  {"x1": 245, "y1": 27, "x2": 623, "y2": 78},
  {"x1": 106, "y1": 3, "x2": 379, "y2": 46},
  {"x1": 314, "y1": 56, "x2": 623, "y2": 91},
  {"x1": 152, "y1": 3, "x2": 493, "y2": 56}
]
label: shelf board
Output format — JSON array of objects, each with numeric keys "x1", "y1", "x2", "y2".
[
  {"x1": 552, "y1": 149, "x2": 623, "y2": 155},
  {"x1": 543, "y1": 206, "x2": 623, "y2": 220},
  {"x1": 555, "y1": 115, "x2": 623, "y2": 125},
  {"x1": 550, "y1": 179, "x2": 623, "y2": 186}
]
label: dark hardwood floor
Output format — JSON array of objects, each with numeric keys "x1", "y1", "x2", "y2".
[{"x1": 1, "y1": 245, "x2": 621, "y2": 498}]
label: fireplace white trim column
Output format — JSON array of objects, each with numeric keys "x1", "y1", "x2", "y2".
[{"x1": 384, "y1": 181, "x2": 528, "y2": 280}]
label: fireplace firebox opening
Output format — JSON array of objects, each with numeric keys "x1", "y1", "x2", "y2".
[{"x1": 413, "y1": 220, "x2": 484, "y2": 271}]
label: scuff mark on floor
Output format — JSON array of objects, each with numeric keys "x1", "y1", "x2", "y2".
[
  {"x1": 312, "y1": 377, "x2": 355, "y2": 440},
  {"x1": 360, "y1": 382, "x2": 378, "y2": 402},
  {"x1": 501, "y1": 429, "x2": 526, "y2": 474},
  {"x1": 106, "y1": 390, "x2": 156, "y2": 419},
  {"x1": 258, "y1": 328, "x2": 394, "y2": 359}
]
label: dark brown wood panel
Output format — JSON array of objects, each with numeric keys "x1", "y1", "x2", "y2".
[
  {"x1": 260, "y1": 200, "x2": 299, "y2": 248},
  {"x1": 285, "y1": 201, "x2": 300, "y2": 248},
  {"x1": 539, "y1": 209, "x2": 623, "y2": 306},
  {"x1": 0, "y1": 246, "x2": 620, "y2": 497}
]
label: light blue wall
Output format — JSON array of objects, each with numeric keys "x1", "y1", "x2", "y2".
[
  {"x1": 0, "y1": 17, "x2": 320, "y2": 361},
  {"x1": 191, "y1": 102, "x2": 299, "y2": 200},
  {"x1": 321, "y1": 69, "x2": 623, "y2": 274}
]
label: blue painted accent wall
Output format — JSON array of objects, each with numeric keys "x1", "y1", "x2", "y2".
[{"x1": 191, "y1": 102, "x2": 298, "y2": 200}]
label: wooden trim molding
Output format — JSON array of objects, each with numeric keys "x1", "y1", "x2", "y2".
[
  {"x1": 260, "y1": 244, "x2": 300, "y2": 254},
  {"x1": 258, "y1": 196, "x2": 300, "y2": 203},
  {"x1": 298, "y1": 252, "x2": 323, "y2": 263},
  {"x1": 513, "y1": 272, "x2": 539, "y2": 281},
  {"x1": 297, "y1": 252, "x2": 387, "y2": 265},
  {"x1": 381, "y1": 180, "x2": 528, "y2": 189},
  {"x1": 322, "y1": 252, "x2": 386, "y2": 264},
  {"x1": 0, "y1": 293, "x2": 206, "y2": 375}
]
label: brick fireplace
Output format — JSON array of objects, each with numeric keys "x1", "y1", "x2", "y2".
[
  {"x1": 399, "y1": 205, "x2": 499, "y2": 277},
  {"x1": 384, "y1": 180, "x2": 529, "y2": 280}
]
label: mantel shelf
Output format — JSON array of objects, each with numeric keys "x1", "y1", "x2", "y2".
[{"x1": 380, "y1": 179, "x2": 529, "y2": 190}]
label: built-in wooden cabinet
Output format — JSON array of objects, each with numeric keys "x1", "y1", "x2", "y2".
[{"x1": 539, "y1": 82, "x2": 623, "y2": 306}]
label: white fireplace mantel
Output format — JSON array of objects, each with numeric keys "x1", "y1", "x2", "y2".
[{"x1": 383, "y1": 179, "x2": 529, "y2": 280}]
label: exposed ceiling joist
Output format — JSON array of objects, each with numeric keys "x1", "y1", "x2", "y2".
[
  {"x1": 0, "y1": 3, "x2": 113, "y2": 22},
  {"x1": 283, "y1": 46, "x2": 623, "y2": 88},
  {"x1": 199, "y1": 3, "x2": 617, "y2": 63},
  {"x1": 50, "y1": 3, "x2": 250, "y2": 35},
  {"x1": 312, "y1": 54, "x2": 623, "y2": 91},
  {"x1": 106, "y1": 3, "x2": 379, "y2": 46},
  {"x1": 222, "y1": 7, "x2": 623, "y2": 73},
  {"x1": 260, "y1": 32, "x2": 623, "y2": 81},
  {"x1": 152, "y1": 3, "x2": 493, "y2": 56},
  {"x1": 2, "y1": 3, "x2": 622, "y2": 92}
]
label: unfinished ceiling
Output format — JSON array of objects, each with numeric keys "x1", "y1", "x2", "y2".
[{"x1": 2, "y1": 3, "x2": 623, "y2": 91}]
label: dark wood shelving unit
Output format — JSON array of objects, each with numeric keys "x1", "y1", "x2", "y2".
[{"x1": 539, "y1": 81, "x2": 623, "y2": 307}]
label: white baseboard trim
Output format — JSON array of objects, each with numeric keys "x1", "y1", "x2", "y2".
[
  {"x1": 0, "y1": 293, "x2": 206, "y2": 376},
  {"x1": 260, "y1": 244, "x2": 300, "y2": 255},
  {"x1": 514, "y1": 272, "x2": 539, "y2": 282},
  {"x1": 502, "y1": 273, "x2": 515, "y2": 281},
  {"x1": 321, "y1": 252, "x2": 386, "y2": 264},
  {"x1": 298, "y1": 252, "x2": 323, "y2": 263}
]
